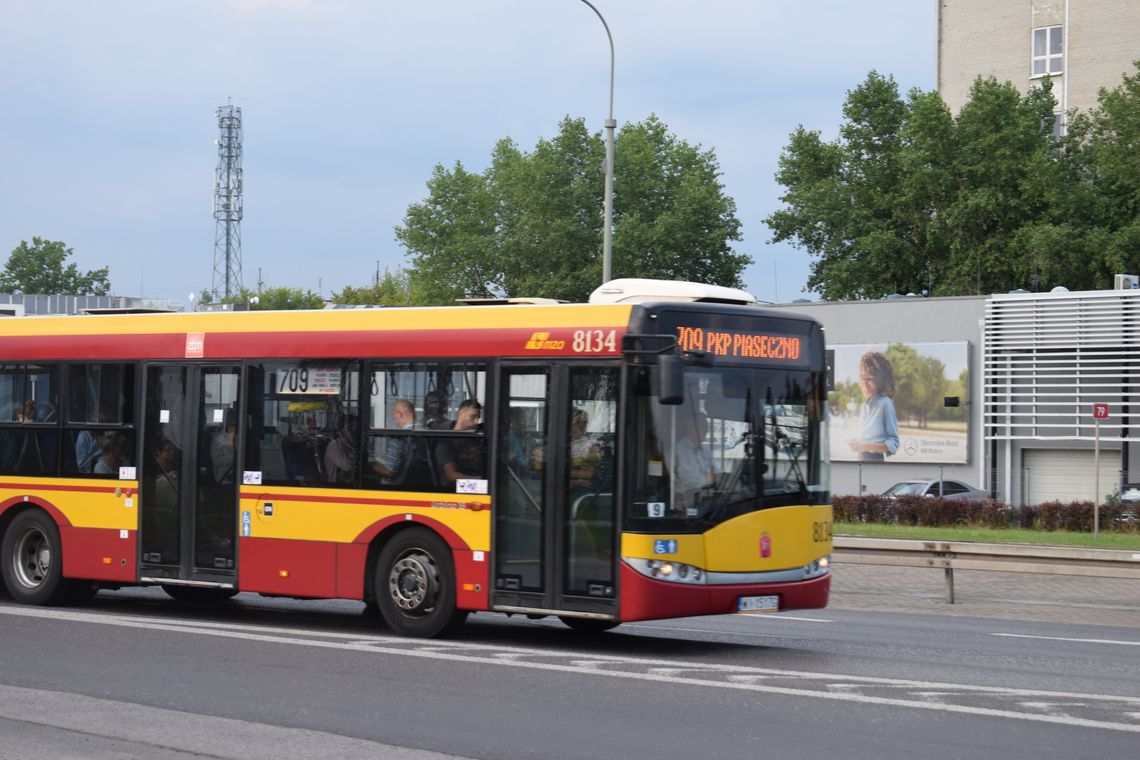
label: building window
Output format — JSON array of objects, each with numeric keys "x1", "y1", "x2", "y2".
[{"x1": 1032, "y1": 26, "x2": 1063, "y2": 76}]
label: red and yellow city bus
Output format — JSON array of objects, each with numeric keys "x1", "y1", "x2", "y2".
[{"x1": 0, "y1": 279, "x2": 831, "y2": 636}]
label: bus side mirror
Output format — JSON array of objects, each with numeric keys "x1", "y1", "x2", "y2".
[{"x1": 658, "y1": 355, "x2": 684, "y2": 405}]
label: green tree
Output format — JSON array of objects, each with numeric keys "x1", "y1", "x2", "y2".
[
  {"x1": 1086, "y1": 62, "x2": 1140, "y2": 275},
  {"x1": 0, "y1": 238, "x2": 110, "y2": 295},
  {"x1": 766, "y1": 73, "x2": 932, "y2": 299},
  {"x1": 397, "y1": 115, "x2": 748, "y2": 304},
  {"x1": 197, "y1": 286, "x2": 324, "y2": 310},
  {"x1": 250, "y1": 286, "x2": 324, "y2": 310},
  {"x1": 331, "y1": 269, "x2": 417, "y2": 306},
  {"x1": 765, "y1": 70, "x2": 1125, "y2": 299}
]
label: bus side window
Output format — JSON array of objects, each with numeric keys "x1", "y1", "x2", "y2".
[
  {"x1": 0, "y1": 363, "x2": 61, "y2": 476},
  {"x1": 246, "y1": 361, "x2": 361, "y2": 488},
  {"x1": 364, "y1": 362, "x2": 487, "y2": 493},
  {"x1": 63, "y1": 363, "x2": 136, "y2": 478}
]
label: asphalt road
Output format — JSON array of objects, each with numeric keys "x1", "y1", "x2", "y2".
[{"x1": 0, "y1": 565, "x2": 1137, "y2": 760}]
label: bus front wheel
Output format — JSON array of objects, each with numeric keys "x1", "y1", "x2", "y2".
[
  {"x1": 375, "y1": 527, "x2": 467, "y2": 638},
  {"x1": 1, "y1": 510, "x2": 75, "y2": 605}
]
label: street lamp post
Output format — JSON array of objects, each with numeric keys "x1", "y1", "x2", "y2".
[{"x1": 578, "y1": 0, "x2": 615, "y2": 285}]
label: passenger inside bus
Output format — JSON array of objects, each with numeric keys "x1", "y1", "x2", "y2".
[
  {"x1": 673, "y1": 411, "x2": 717, "y2": 500},
  {"x1": 324, "y1": 413, "x2": 359, "y2": 484},
  {"x1": 94, "y1": 431, "x2": 129, "y2": 475},
  {"x1": 368, "y1": 398, "x2": 418, "y2": 485},
  {"x1": 423, "y1": 390, "x2": 451, "y2": 430},
  {"x1": 568, "y1": 409, "x2": 602, "y2": 489},
  {"x1": 435, "y1": 399, "x2": 483, "y2": 484}
]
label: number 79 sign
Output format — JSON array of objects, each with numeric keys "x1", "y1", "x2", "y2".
[{"x1": 1093, "y1": 403, "x2": 1109, "y2": 420}]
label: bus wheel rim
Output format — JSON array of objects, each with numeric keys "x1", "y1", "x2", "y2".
[
  {"x1": 388, "y1": 552, "x2": 438, "y2": 613},
  {"x1": 12, "y1": 525, "x2": 51, "y2": 590}
]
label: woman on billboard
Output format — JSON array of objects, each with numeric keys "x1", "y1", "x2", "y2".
[{"x1": 848, "y1": 350, "x2": 899, "y2": 461}]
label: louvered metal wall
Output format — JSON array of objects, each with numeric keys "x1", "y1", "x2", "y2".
[{"x1": 985, "y1": 290, "x2": 1140, "y2": 443}]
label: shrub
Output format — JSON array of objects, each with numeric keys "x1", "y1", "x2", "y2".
[{"x1": 831, "y1": 495, "x2": 1136, "y2": 533}]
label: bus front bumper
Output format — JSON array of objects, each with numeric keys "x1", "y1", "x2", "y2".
[{"x1": 617, "y1": 560, "x2": 831, "y2": 622}]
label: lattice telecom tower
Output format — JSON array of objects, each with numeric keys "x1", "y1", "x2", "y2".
[{"x1": 212, "y1": 103, "x2": 244, "y2": 299}]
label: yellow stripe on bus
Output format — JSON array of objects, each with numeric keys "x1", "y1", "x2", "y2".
[
  {"x1": 0, "y1": 303, "x2": 634, "y2": 337},
  {"x1": 237, "y1": 487, "x2": 492, "y2": 548},
  {"x1": 0, "y1": 478, "x2": 138, "y2": 531},
  {"x1": 622, "y1": 504, "x2": 833, "y2": 572}
]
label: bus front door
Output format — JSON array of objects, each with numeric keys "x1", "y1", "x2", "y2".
[
  {"x1": 139, "y1": 364, "x2": 242, "y2": 589},
  {"x1": 493, "y1": 365, "x2": 619, "y2": 620}
]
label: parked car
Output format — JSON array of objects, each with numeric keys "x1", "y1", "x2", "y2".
[
  {"x1": 882, "y1": 479, "x2": 988, "y2": 500},
  {"x1": 1117, "y1": 484, "x2": 1139, "y2": 524}
]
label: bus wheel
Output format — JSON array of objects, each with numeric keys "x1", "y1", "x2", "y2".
[
  {"x1": 1, "y1": 510, "x2": 74, "y2": 605},
  {"x1": 559, "y1": 616, "x2": 619, "y2": 634},
  {"x1": 375, "y1": 528, "x2": 467, "y2": 638},
  {"x1": 161, "y1": 585, "x2": 238, "y2": 603}
]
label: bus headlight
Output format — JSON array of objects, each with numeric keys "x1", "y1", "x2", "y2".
[
  {"x1": 803, "y1": 555, "x2": 830, "y2": 579},
  {"x1": 627, "y1": 558, "x2": 707, "y2": 584}
]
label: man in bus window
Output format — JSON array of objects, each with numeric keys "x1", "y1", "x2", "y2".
[
  {"x1": 370, "y1": 399, "x2": 418, "y2": 484},
  {"x1": 75, "y1": 428, "x2": 102, "y2": 473},
  {"x1": 423, "y1": 390, "x2": 451, "y2": 430},
  {"x1": 674, "y1": 411, "x2": 716, "y2": 500},
  {"x1": 76, "y1": 406, "x2": 114, "y2": 473},
  {"x1": 324, "y1": 413, "x2": 359, "y2": 484},
  {"x1": 568, "y1": 409, "x2": 601, "y2": 489},
  {"x1": 435, "y1": 399, "x2": 483, "y2": 484}
]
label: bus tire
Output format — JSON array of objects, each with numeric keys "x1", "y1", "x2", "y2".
[
  {"x1": 375, "y1": 527, "x2": 467, "y2": 638},
  {"x1": 1, "y1": 510, "x2": 75, "y2": 606},
  {"x1": 161, "y1": 585, "x2": 238, "y2": 603},
  {"x1": 559, "y1": 616, "x2": 619, "y2": 634}
]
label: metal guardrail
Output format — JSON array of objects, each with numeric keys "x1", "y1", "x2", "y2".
[{"x1": 833, "y1": 536, "x2": 1140, "y2": 603}]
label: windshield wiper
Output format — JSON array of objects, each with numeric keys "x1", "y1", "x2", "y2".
[{"x1": 768, "y1": 416, "x2": 808, "y2": 497}]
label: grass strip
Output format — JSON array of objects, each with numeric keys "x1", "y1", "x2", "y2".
[{"x1": 835, "y1": 522, "x2": 1140, "y2": 550}]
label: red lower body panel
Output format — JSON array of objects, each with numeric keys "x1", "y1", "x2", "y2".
[
  {"x1": 618, "y1": 562, "x2": 831, "y2": 622},
  {"x1": 59, "y1": 526, "x2": 137, "y2": 583},
  {"x1": 239, "y1": 537, "x2": 338, "y2": 598},
  {"x1": 237, "y1": 537, "x2": 489, "y2": 608},
  {"x1": 453, "y1": 549, "x2": 490, "y2": 611}
]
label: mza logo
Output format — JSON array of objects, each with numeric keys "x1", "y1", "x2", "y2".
[{"x1": 524, "y1": 332, "x2": 566, "y2": 350}]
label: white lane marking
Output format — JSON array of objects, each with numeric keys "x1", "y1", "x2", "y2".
[
  {"x1": 3, "y1": 605, "x2": 1139, "y2": 733},
  {"x1": 993, "y1": 633, "x2": 1140, "y2": 647},
  {"x1": 747, "y1": 614, "x2": 833, "y2": 623},
  {"x1": 0, "y1": 605, "x2": 1131, "y2": 696},
  {"x1": 622, "y1": 615, "x2": 832, "y2": 637}
]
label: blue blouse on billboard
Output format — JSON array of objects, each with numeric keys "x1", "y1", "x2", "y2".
[{"x1": 859, "y1": 394, "x2": 899, "y2": 461}]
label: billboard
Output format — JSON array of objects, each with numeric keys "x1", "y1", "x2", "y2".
[{"x1": 829, "y1": 341, "x2": 969, "y2": 464}]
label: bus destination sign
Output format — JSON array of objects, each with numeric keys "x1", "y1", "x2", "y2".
[{"x1": 676, "y1": 325, "x2": 804, "y2": 364}]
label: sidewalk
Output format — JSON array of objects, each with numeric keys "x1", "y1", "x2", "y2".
[{"x1": 827, "y1": 562, "x2": 1140, "y2": 628}]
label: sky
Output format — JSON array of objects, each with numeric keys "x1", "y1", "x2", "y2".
[{"x1": 0, "y1": 0, "x2": 936, "y2": 307}]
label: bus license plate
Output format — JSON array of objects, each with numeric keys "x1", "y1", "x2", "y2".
[{"x1": 738, "y1": 595, "x2": 779, "y2": 613}]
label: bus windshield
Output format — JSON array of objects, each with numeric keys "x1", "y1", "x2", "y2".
[{"x1": 627, "y1": 364, "x2": 828, "y2": 532}]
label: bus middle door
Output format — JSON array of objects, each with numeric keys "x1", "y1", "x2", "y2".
[
  {"x1": 493, "y1": 364, "x2": 619, "y2": 619},
  {"x1": 139, "y1": 364, "x2": 242, "y2": 589}
]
